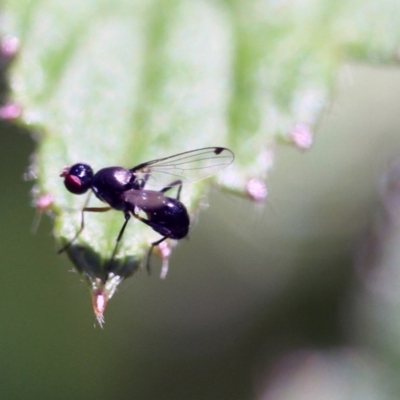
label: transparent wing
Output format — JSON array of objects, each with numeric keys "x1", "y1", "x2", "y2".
[{"x1": 130, "y1": 147, "x2": 234, "y2": 190}]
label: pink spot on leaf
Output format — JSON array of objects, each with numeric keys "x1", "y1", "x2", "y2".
[
  {"x1": 35, "y1": 193, "x2": 54, "y2": 212},
  {"x1": 1, "y1": 35, "x2": 19, "y2": 60},
  {"x1": 155, "y1": 241, "x2": 175, "y2": 279},
  {"x1": 290, "y1": 123, "x2": 313, "y2": 150},
  {"x1": 0, "y1": 103, "x2": 21, "y2": 121},
  {"x1": 246, "y1": 178, "x2": 268, "y2": 202}
]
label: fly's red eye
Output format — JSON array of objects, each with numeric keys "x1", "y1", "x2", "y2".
[
  {"x1": 64, "y1": 174, "x2": 85, "y2": 194},
  {"x1": 61, "y1": 163, "x2": 93, "y2": 195}
]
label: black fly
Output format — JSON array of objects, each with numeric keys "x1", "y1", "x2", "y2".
[{"x1": 59, "y1": 147, "x2": 234, "y2": 273}]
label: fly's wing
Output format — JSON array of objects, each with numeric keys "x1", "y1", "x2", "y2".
[{"x1": 130, "y1": 147, "x2": 234, "y2": 190}]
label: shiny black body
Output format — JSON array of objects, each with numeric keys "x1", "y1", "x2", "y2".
[
  {"x1": 91, "y1": 166, "x2": 189, "y2": 240},
  {"x1": 60, "y1": 147, "x2": 234, "y2": 270}
]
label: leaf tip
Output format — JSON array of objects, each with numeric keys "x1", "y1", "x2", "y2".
[{"x1": 92, "y1": 288, "x2": 108, "y2": 328}]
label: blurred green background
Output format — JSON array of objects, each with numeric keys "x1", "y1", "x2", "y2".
[{"x1": 1, "y1": 63, "x2": 400, "y2": 399}]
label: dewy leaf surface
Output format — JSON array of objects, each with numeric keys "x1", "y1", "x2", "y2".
[{"x1": 3, "y1": 0, "x2": 400, "y2": 319}]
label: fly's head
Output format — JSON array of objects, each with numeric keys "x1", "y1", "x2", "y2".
[{"x1": 60, "y1": 163, "x2": 94, "y2": 195}]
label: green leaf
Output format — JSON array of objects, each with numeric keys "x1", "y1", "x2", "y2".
[{"x1": 3, "y1": 0, "x2": 400, "y2": 322}]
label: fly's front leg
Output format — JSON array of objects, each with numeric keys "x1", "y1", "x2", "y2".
[{"x1": 58, "y1": 205, "x2": 112, "y2": 254}]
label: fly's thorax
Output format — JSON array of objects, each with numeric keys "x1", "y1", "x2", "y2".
[{"x1": 91, "y1": 167, "x2": 134, "y2": 209}]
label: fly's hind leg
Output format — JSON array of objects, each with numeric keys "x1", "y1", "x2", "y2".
[
  {"x1": 147, "y1": 236, "x2": 169, "y2": 276},
  {"x1": 134, "y1": 180, "x2": 184, "y2": 277},
  {"x1": 160, "y1": 180, "x2": 182, "y2": 200},
  {"x1": 131, "y1": 211, "x2": 167, "y2": 275}
]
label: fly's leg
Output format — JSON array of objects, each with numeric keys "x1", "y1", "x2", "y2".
[
  {"x1": 129, "y1": 211, "x2": 164, "y2": 275},
  {"x1": 160, "y1": 180, "x2": 182, "y2": 199},
  {"x1": 58, "y1": 205, "x2": 112, "y2": 254},
  {"x1": 108, "y1": 211, "x2": 131, "y2": 269},
  {"x1": 147, "y1": 236, "x2": 168, "y2": 276},
  {"x1": 134, "y1": 171, "x2": 151, "y2": 190},
  {"x1": 135, "y1": 180, "x2": 183, "y2": 276}
]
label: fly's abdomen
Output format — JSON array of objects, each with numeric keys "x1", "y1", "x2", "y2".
[{"x1": 145, "y1": 198, "x2": 189, "y2": 240}]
